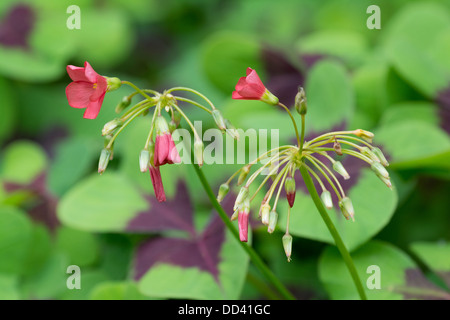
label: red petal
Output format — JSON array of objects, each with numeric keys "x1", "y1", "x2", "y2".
[
  {"x1": 154, "y1": 134, "x2": 170, "y2": 166},
  {"x1": 90, "y1": 75, "x2": 108, "y2": 101},
  {"x1": 245, "y1": 68, "x2": 265, "y2": 90},
  {"x1": 66, "y1": 81, "x2": 95, "y2": 109},
  {"x1": 234, "y1": 76, "x2": 249, "y2": 91},
  {"x1": 66, "y1": 65, "x2": 88, "y2": 82},
  {"x1": 149, "y1": 166, "x2": 166, "y2": 202},
  {"x1": 167, "y1": 135, "x2": 181, "y2": 164},
  {"x1": 83, "y1": 94, "x2": 105, "y2": 119},
  {"x1": 232, "y1": 91, "x2": 245, "y2": 99},
  {"x1": 238, "y1": 210, "x2": 249, "y2": 242},
  {"x1": 84, "y1": 61, "x2": 100, "y2": 83}
]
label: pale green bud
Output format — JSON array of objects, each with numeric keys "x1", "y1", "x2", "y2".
[
  {"x1": 139, "y1": 149, "x2": 150, "y2": 173},
  {"x1": 372, "y1": 147, "x2": 389, "y2": 167},
  {"x1": 194, "y1": 140, "x2": 204, "y2": 167},
  {"x1": 321, "y1": 190, "x2": 333, "y2": 209},
  {"x1": 339, "y1": 197, "x2": 354, "y2": 221},
  {"x1": 261, "y1": 203, "x2": 271, "y2": 225},
  {"x1": 217, "y1": 183, "x2": 230, "y2": 203},
  {"x1": 237, "y1": 165, "x2": 250, "y2": 186},
  {"x1": 333, "y1": 161, "x2": 350, "y2": 180},
  {"x1": 98, "y1": 148, "x2": 112, "y2": 174},
  {"x1": 102, "y1": 118, "x2": 123, "y2": 136},
  {"x1": 267, "y1": 210, "x2": 278, "y2": 233},
  {"x1": 212, "y1": 109, "x2": 227, "y2": 131},
  {"x1": 282, "y1": 234, "x2": 293, "y2": 262},
  {"x1": 294, "y1": 87, "x2": 307, "y2": 115}
]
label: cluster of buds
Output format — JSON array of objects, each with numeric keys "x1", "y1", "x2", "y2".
[
  {"x1": 65, "y1": 61, "x2": 237, "y2": 202},
  {"x1": 217, "y1": 68, "x2": 392, "y2": 262}
]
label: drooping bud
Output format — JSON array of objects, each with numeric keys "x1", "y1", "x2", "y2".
[
  {"x1": 377, "y1": 174, "x2": 393, "y2": 189},
  {"x1": 106, "y1": 77, "x2": 122, "y2": 92},
  {"x1": 194, "y1": 140, "x2": 204, "y2": 167},
  {"x1": 260, "y1": 202, "x2": 271, "y2": 225},
  {"x1": 372, "y1": 147, "x2": 389, "y2": 167},
  {"x1": 98, "y1": 148, "x2": 111, "y2": 174},
  {"x1": 267, "y1": 210, "x2": 278, "y2": 234},
  {"x1": 234, "y1": 186, "x2": 249, "y2": 211},
  {"x1": 321, "y1": 190, "x2": 333, "y2": 209},
  {"x1": 282, "y1": 234, "x2": 293, "y2": 262},
  {"x1": 361, "y1": 147, "x2": 380, "y2": 163},
  {"x1": 115, "y1": 96, "x2": 131, "y2": 113},
  {"x1": 139, "y1": 150, "x2": 150, "y2": 173},
  {"x1": 353, "y1": 129, "x2": 374, "y2": 143},
  {"x1": 339, "y1": 197, "x2": 355, "y2": 221},
  {"x1": 237, "y1": 165, "x2": 250, "y2": 186},
  {"x1": 231, "y1": 209, "x2": 239, "y2": 221},
  {"x1": 294, "y1": 87, "x2": 307, "y2": 115},
  {"x1": 371, "y1": 161, "x2": 389, "y2": 179},
  {"x1": 168, "y1": 119, "x2": 177, "y2": 133},
  {"x1": 102, "y1": 118, "x2": 123, "y2": 136},
  {"x1": 238, "y1": 199, "x2": 250, "y2": 242},
  {"x1": 217, "y1": 183, "x2": 230, "y2": 203},
  {"x1": 225, "y1": 119, "x2": 240, "y2": 140},
  {"x1": 155, "y1": 115, "x2": 170, "y2": 135},
  {"x1": 333, "y1": 161, "x2": 350, "y2": 180},
  {"x1": 284, "y1": 177, "x2": 296, "y2": 208},
  {"x1": 212, "y1": 109, "x2": 227, "y2": 131},
  {"x1": 333, "y1": 137, "x2": 343, "y2": 156}
]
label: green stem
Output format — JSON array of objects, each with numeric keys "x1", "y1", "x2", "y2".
[
  {"x1": 299, "y1": 165, "x2": 367, "y2": 300},
  {"x1": 300, "y1": 114, "x2": 306, "y2": 152},
  {"x1": 278, "y1": 102, "x2": 301, "y2": 147},
  {"x1": 192, "y1": 163, "x2": 295, "y2": 300}
]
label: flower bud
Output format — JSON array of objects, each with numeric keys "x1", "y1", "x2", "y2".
[
  {"x1": 372, "y1": 147, "x2": 389, "y2": 167},
  {"x1": 237, "y1": 165, "x2": 250, "y2": 186},
  {"x1": 168, "y1": 119, "x2": 177, "y2": 133},
  {"x1": 333, "y1": 161, "x2": 350, "y2": 180},
  {"x1": 261, "y1": 202, "x2": 271, "y2": 225},
  {"x1": 155, "y1": 115, "x2": 170, "y2": 135},
  {"x1": 139, "y1": 149, "x2": 150, "y2": 173},
  {"x1": 115, "y1": 96, "x2": 131, "y2": 113},
  {"x1": 194, "y1": 140, "x2": 204, "y2": 167},
  {"x1": 353, "y1": 129, "x2": 374, "y2": 143},
  {"x1": 212, "y1": 109, "x2": 227, "y2": 131},
  {"x1": 98, "y1": 148, "x2": 112, "y2": 174},
  {"x1": 231, "y1": 209, "x2": 239, "y2": 221},
  {"x1": 339, "y1": 197, "x2": 355, "y2": 221},
  {"x1": 282, "y1": 234, "x2": 293, "y2": 262},
  {"x1": 238, "y1": 199, "x2": 250, "y2": 242},
  {"x1": 371, "y1": 161, "x2": 389, "y2": 179},
  {"x1": 361, "y1": 147, "x2": 380, "y2": 163},
  {"x1": 106, "y1": 77, "x2": 122, "y2": 92},
  {"x1": 294, "y1": 87, "x2": 307, "y2": 115},
  {"x1": 234, "y1": 186, "x2": 249, "y2": 211},
  {"x1": 321, "y1": 190, "x2": 333, "y2": 209},
  {"x1": 267, "y1": 210, "x2": 278, "y2": 233},
  {"x1": 217, "y1": 183, "x2": 230, "y2": 203},
  {"x1": 284, "y1": 177, "x2": 296, "y2": 208},
  {"x1": 377, "y1": 174, "x2": 393, "y2": 189},
  {"x1": 102, "y1": 118, "x2": 123, "y2": 136}
]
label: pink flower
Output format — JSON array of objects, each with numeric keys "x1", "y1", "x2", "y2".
[
  {"x1": 238, "y1": 208, "x2": 249, "y2": 242},
  {"x1": 232, "y1": 68, "x2": 279, "y2": 105},
  {"x1": 149, "y1": 165, "x2": 166, "y2": 202},
  {"x1": 154, "y1": 133, "x2": 181, "y2": 166},
  {"x1": 65, "y1": 61, "x2": 108, "y2": 119}
]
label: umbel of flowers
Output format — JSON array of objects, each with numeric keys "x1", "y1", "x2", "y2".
[
  {"x1": 65, "y1": 62, "x2": 238, "y2": 202},
  {"x1": 217, "y1": 68, "x2": 392, "y2": 262}
]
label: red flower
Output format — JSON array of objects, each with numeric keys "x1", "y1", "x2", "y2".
[
  {"x1": 149, "y1": 165, "x2": 166, "y2": 202},
  {"x1": 154, "y1": 133, "x2": 181, "y2": 166},
  {"x1": 232, "y1": 68, "x2": 278, "y2": 105},
  {"x1": 238, "y1": 207, "x2": 249, "y2": 242},
  {"x1": 65, "y1": 61, "x2": 108, "y2": 119}
]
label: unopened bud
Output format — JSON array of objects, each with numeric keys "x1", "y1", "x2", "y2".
[
  {"x1": 102, "y1": 118, "x2": 123, "y2": 136},
  {"x1": 115, "y1": 96, "x2": 132, "y2": 113},
  {"x1": 98, "y1": 148, "x2": 112, "y2": 174},
  {"x1": 238, "y1": 199, "x2": 250, "y2": 242},
  {"x1": 339, "y1": 197, "x2": 355, "y2": 221},
  {"x1": 217, "y1": 183, "x2": 230, "y2": 203},
  {"x1": 212, "y1": 109, "x2": 227, "y2": 131},
  {"x1": 321, "y1": 190, "x2": 333, "y2": 209},
  {"x1": 353, "y1": 129, "x2": 374, "y2": 143},
  {"x1": 261, "y1": 203, "x2": 271, "y2": 225},
  {"x1": 139, "y1": 150, "x2": 150, "y2": 172},
  {"x1": 333, "y1": 161, "x2": 350, "y2": 180},
  {"x1": 106, "y1": 77, "x2": 122, "y2": 92},
  {"x1": 155, "y1": 115, "x2": 169, "y2": 135},
  {"x1": 194, "y1": 140, "x2": 204, "y2": 167},
  {"x1": 377, "y1": 174, "x2": 393, "y2": 189},
  {"x1": 361, "y1": 147, "x2": 380, "y2": 163},
  {"x1": 237, "y1": 165, "x2": 250, "y2": 186},
  {"x1": 285, "y1": 177, "x2": 296, "y2": 208},
  {"x1": 372, "y1": 147, "x2": 389, "y2": 167},
  {"x1": 282, "y1": 234, "x2": 293, "y2": 262},
  {"x1": 234, "y1": 186, "x2": 249, "y2": 211},
  {"x1": 371, "y1": 161, "x2": 389, "y2": 179},
  {"x1": 267, "y1": 210, "x2": 278, "y2": 233},
  {"x1": 231, "y1": 209, "x2": 239, "y2": 221},
  {"x1": 225, "y1": 119, "x2": 239, "y2": 140},
  {"x1": 294, "y1": 87, "x2": 307, "y2": 115}
]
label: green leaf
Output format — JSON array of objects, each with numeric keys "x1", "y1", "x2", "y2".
[
  {"x1": 55, "y1": 226, "x2": 99, "y2": 267},
  {"x1": 58, "y1": 173, "x2": 148, "y2": 232},
  {"x1": 0, "y1": 206, "x2": 33, "y2": 274},
  {"x1": 22, "y1": 224, "x2": 52, "y2": 276},
  {"x1": 138, "y1": 229, "x2": 249, "y2": 300},
  {"x1": 279, "y1": 169, "x2": 397, "y2": 251},
  {"x1": 0, "y1": 77, "x2": 17, "y2": 144},
  {"x1": 305, "y1": 59, "x2": 354, "y2": 132},
  {"x1": 90, "y1": 281, "x2": 151, "y2": 300},
  {"x1": 201, "y1": 32, "x2": 264, "y2": 94},
  {"x1": 59, "y1": 270, "x2": 109, "y2": 300},
  {"x1": 374, "y1": 120, "x2": 450, "y2": 169},
  {"x1": 0, "y1": 141, "x2": 47, "y2": 185},
  {"x1": 0, "y1": 274, "x2": 20, "y2": 300},
  {"x1": 379, "y1": 102, "x2": 440, "y2": 127}
]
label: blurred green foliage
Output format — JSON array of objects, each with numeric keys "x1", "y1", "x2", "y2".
[{"x1": 0, "y1": 0, "x2": 449, "y2": 300}]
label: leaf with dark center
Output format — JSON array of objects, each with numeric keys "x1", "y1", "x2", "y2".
[{"x1": 0, "y1": 4, "x2": 35, "y2": 49}]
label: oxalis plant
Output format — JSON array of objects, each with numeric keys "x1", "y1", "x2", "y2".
[{"x1": 65, "y1": 62, "x2": 392, "y2": 300}]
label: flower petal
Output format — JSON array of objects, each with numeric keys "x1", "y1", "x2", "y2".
[
  {"x1": 66, "y1": 65, "x2": 89, "y2": 82},
  {"x1": 149, "y1": 165, "x2": 166, "y2": 202},
  {"x1": 90, "y1": 75, "x2": 108, "y2": 101},
  {"x1": 154, "y1": 134, "x2": 170, "y2": 166},
  {"x1": 84, "y1": 61, "x2": 100, "y2": 83},
  {"x1": 66, "y1": 81, "x2": 95, "y2": 109},
  {"x1": 83, "y1": 94, "x2": 105, "y2": 119},
  {"x1": 167, "y1": 136, "x2": 181, "y2": 164}
]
